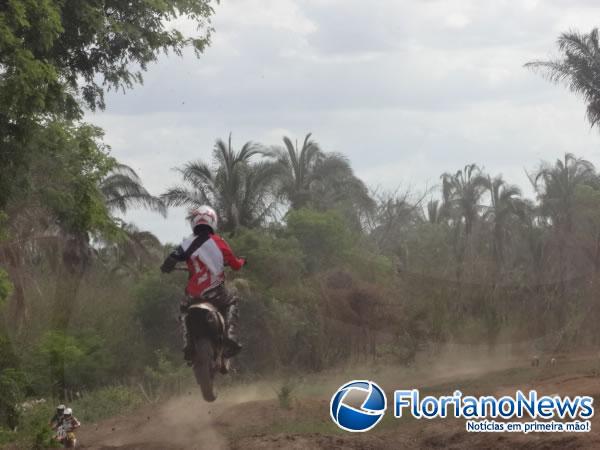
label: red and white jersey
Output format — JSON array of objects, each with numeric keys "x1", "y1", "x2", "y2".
[{"x1": 180, "y1": 234, "x2": 244, "y2": 298}]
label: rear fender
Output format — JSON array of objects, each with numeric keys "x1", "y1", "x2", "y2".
[{"x1": 187, "y1": 302, "x2": 225, "y2": 337}]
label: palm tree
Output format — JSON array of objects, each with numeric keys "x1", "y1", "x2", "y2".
[
  {"x1": 520, "y1": 200, "x2": 546, "y2": 286},
  {"x1": 526, "y1": 28, "x2": 600, "y2": 128},
  {"x1": 531, "y1": 153, "x2": 597, "y2": 287},
  {"x1": 276, "y1": 133, "x2": 374, "y2": 216},
  {"x1": 234, "y1": 161, "x2": 282, "y2": 229},
  {"x1": 100, "y1": 163, "x2": 166, "y2": 217},
  {"x1": 276, "y1": 133, "x2": 322, "y2": 209},
  {"x1": 483, "y1": 176, "x2": 524, "y2": 273},
  {"x1": 532, "y1": 153, "x2": 596, "y2": 234},
  {"x1": 441, "y1": 164, "x2": 487, "y2": 237},
  {"x1": 426, "y1": 199, "x2": 445, "y2": 225},
  {"x1": 440, "y1": 164, "x2": 487, "y2": 282},
  {"x1": 98, "y1": 221, "x2": 163, "y2": 277},
  {"x1": 162, "y1": 134, "x2": 277, "y2": 232},
  {"x1": 371, "y1": 192, "x2": 418, "y2": 252}
]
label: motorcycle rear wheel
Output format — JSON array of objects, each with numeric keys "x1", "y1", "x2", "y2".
[{"x1": 193, "y1": 337, "x2": 217, "y2": 402}]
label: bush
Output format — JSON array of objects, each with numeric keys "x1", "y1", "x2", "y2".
[
  {"x1": 28, "y1": 330, "x2": 113, "y2": 395},
  {"x1": 8, "y1": 401, "x2": 56, "y2": 449},
  {"x1": 228, "y1": 228, "x2": 304, "y2": 288},
  {"x1": 142, "y1": 350, "x2": 191, "y2": 401},
  {"x1": 286, "y1": 209, "x2": 353, "y2": 272},
  {"x1": 0, "y1": 368, "x2": 26, "y2": 429},
  {"x1": 71, "y1": 385, "x2": 144, "y2": 423},
  {"x1": 275, "y1": 379, "x2": 297, "y2": 410},
  {"x1": 134, "y1": 272, "x2": 183, "y2": 356}
]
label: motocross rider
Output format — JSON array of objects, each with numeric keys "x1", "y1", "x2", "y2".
[
  {"x1": 61, "y1": 408, "x2": 80, "y2": 431},
  {"x1": 160, "y1": 205, "x2": 246, "y2": 362},
  {"x1": 49, "y1": 404, "x2": 65, "y2": 430}
]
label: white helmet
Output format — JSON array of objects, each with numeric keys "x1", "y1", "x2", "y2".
[
  {"x1": 64, "y1": 408, "x2": 72, "y2": 416},
  {"x1": 190, "y1": 205, "x2": 218, "y2": 233},
  {"x1": 57, "y1": 404, "x2": 65, "y2": 412}
]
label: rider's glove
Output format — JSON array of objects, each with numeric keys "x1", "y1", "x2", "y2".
[{"x1": 160, "y1": 256, "x2": 177, "y2": 273}]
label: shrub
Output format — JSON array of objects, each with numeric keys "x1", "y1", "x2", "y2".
[
  {"x1": 275, "y1": 379, "x2": 297, "y2": 410},
  {"x1": 134, "y1": 272, "x2": 183, "y2": 356},
  {"x1": 0, "y1": 368, "x2": 26, "y2": 429},
  {"x1": 29, "y1": 330, "x2": 113, "y2": 395},
  {"x1": 71, "y1": 385, "x2": 144, "y2": 422},
  {"x1": 286, "y1": 209, "x2": 353, "y2": 272}
]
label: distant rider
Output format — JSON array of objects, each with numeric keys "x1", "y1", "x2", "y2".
[
  {"x1": 55, "y1": 407, "x2": 80, "y2": 448},
  {"x1": 160, "y1": 205, "x2": 246, "y2": 362},
  {"x1": 61, "y1": 408, "x2": 80, "y2": 433},
  {"x1": 49, "y1": 404, "x2": 65, "y2": 430}
]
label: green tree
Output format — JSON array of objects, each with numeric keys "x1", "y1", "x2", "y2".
[
  {"x1": 526, "y1": 28, "x2": 600, "y2": 129},
  {"x1": 426, "y1": 199, "x2": 446, "y2": 225},
  {"x1": 484, "y1": 176, "x2": 524, "y2": 273},
  {"x1": 531, "y1": 153, "x2": 596, "y2": 289},
  {"x1": 0, "y1": 368, "x2": 26, "y2": 429},
  {"x1": 135, "y1": 272, "x2": 183, "y2": 356},
  {"x1": 96, "y1": 164, "x2": 165, "y2": 276},
  {"x1": 163, "y1": 135, "x2": 279, "y2": 232},
  {"x1": 441, "y1": 164, "x2": 487, "y2": 237},
  {"x1": 100, "y1": 164, "x2": 166, "y2": 217},
  {"x1": 31, "y1": 330, "x2": 112, "y2": 397},
  {"x1": 532, "y1": 153, "x2": 596, "y2": 235},
  {"x1": 0, "y1": 0, "x2": 217, "y2": 210},
  {"x1": 98, "y1": 222, "x2": 163, "y2": 277},
  {"x1": 277, "y1": 134, "x2": 322, "y2": 209},
  {"x1": 573, "y1": 185, "x2": 600, "y2": 272},
  {"x1": 286, "y1": 208, "x2": 353, "y2": 273},
  {"x1": 276, "y1": 133, "x2": 373, "y2": 215},
  {"x1": 440, "y1": 164, "x2": 487, "y2": 281}
]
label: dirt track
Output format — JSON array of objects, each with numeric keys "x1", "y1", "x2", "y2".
[
  {"x1": 78, "y1": 389, "x2": 234, "y2": 449},
  {"x1": 78, "y1": 357, "x2": 600, "y2": 449}
]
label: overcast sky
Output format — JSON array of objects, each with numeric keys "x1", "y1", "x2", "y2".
[{"x1": 88, "y1": 0, "x2": 600, "y2": 244}]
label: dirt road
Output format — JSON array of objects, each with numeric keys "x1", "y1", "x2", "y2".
[{"x1": 79, "y1": 356, "x2": 600, "y2": 449}]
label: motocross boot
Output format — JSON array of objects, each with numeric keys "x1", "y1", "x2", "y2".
[{"x1": 223, "y1": 301, "x2": 242, "y2": 358}]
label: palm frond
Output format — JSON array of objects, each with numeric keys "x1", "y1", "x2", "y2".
[
  {"x1": 161, "y1": 186, "x2": 209, "y2": 208},
  {"x1": 100, "y1": 165, "x2": 166, "y2": 216}
]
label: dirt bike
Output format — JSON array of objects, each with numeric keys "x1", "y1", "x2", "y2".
[
  {"x1": 174, "y1": 267, "x2": 231, "y2": 402},
  {"x1": 55, "y1": 425, "x2": 77, "y2": 448},
  {"x1": 187, "y1": 298, "x2": 231, "y2": 402}
]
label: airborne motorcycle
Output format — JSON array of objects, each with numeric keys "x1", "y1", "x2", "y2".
[
  {"x1": 186, "y1": 296, "x2": 230, "y2": 402},
  {"x1": 175, "y1": 267, "x2": 233, "y2": 402}
]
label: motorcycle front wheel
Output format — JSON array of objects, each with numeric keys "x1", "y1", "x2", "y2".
[{"x1": 193, "y1": 337, "x2": 217, "y2": 402}]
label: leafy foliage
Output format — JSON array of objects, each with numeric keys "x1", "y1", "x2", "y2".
[
  {"x1": 163, "y1": 134, "x2": 279, "y2": 232},
  {"x1": 526, "y1": 28, "x2": 600, "y2": 128},
  {"x1": 276, "y1": 133, "x2": 374, "y2": 217},
  {"x1": 0, "y1": 269, "x2": 11, "y2": 308},
  {"x1": 0, "y1": 0, "x2": 217, "y2": 209},
  {"x1": 28, "y1": 330, "x2": 113, "y2": 396},
  {"x1": 286, "y1": 208, "x2": 353, "y2": 272},
  {"x1": 134, "y1": 272, "x2": 184, "y2": 355},
  {"x1": 101, "y1": 164, "x2": 166, "y2": 217}
]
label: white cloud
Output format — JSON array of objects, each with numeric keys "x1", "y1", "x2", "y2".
[
  {"x1": 445, "y1": 13, "x2": 471, "y2": 29},
  {"x1": 88, "y1": 0, "x2": 600, "y2": 243}
]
